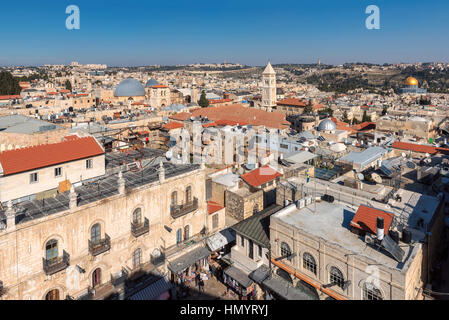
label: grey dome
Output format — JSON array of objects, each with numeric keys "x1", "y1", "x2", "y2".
[
  {"x1": 318, "y1": 118, "x2": 336, "y2": 131},
  {"x1": 114, "y1": 77, "x2": 145, "y2": 97},
  {"x1": 145, "y1": 78, "x2": 160, "y2": 88}
]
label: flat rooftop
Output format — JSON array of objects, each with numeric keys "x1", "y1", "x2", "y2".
[
  {"x1": 0, "y1": 114, "x2": 62, "y2": 134},
  {"x1": 272, "y1": 202, "x2": 419, "y2": 272}
]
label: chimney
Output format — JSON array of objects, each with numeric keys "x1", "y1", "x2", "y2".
[
  {"x1": 69, "y1": 186, "x2": 77, "y2": 210},
  {"x1": 158, "y1": 161, "x2": 166, "y2": 183},
  {"x1": 118, "y1": 170, "x2": 126, "y2": 194},
  {"x1": 376, "y1": 217, "x2": 384, "y2": 241},
  {"x1": 5, "y1": 200, "x2": 16, "y2": 231}
]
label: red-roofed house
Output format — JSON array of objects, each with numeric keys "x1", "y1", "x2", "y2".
[
  {"x1": 350, "y1": 205, "x2": 394, "y2": 236},
  {"x1": 392, "y1": 141, "x2": 437, "y2": 156},
  {"x1": 0, "y1": 136, "x2": 105, "y2": 202},
  {"x1": 240, "y1": 165, "x2": 283, "y2": 190},
  {"x1": 162, "y1": 122, "x2": 184, "y2": 131},
  {"x1": 207, "y1": 201, "x2": 226, "y2": 232}
]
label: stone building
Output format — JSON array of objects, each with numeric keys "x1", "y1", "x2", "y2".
[{"x1": 0, "y1": 154, "x2": 210, "y2": 300}]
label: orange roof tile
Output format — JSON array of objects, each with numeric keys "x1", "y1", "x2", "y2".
[
  {"x1": 240, "y1": 165, "x2": 282, "y2": 188},
  {"x1": 162, "y1": 122, "x2": 184, "y2": 130},
  {"x1": 350, "y1": 205, "x2": 394, "y2": 235},
  {"x1": 0, "y1": 95, "x2": 21, "y2": 100},
  {"x1": 277, "y1": 98, "x2": 307, "y2": 107},
  {"x1": 152, "y1": 84, "x2": 169, "y2": 89},
  {"x1": 171, "y1": 104, "x2": 290, "y2": 130},
  {"x1": 0, "y1": 136, "x2": 104, "y2": 176},
  {"x1": 392, "y1": 141, "x2": 437, "y2": 155}
]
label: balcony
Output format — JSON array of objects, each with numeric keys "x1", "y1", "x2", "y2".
[
  {"x1": 131, "y1": 218, "x2": 149, "y2": 238},
  {"x1": 170, "y1": 197, "x2": 198, "y2": 219},
  {"x1": 150, "y1": 251, "x2": 165, "y2": 267},
  {"x1": 43, "y1": 250, "x2": 70, "y2": 276},
  {"x1": 89, "y1": 234, "x2": 111, "y2": 256},
  {"x1": 111, "y1": 268, "x2": 129, "y2": 287}
]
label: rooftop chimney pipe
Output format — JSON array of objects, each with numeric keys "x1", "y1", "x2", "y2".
[{"x1": 376, "y1": 217, "x2": 384, "y2": 241}]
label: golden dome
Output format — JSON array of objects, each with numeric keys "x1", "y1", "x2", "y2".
[{"x1": 405, "y1": 77, "x2": 418, "y2": 86}]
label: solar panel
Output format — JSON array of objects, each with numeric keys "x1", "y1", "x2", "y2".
[{"x1": 381, "y1": 234, "x2": 405, "y2": 263}]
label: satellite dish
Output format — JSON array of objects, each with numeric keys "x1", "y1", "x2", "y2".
[
  {"x1": 425, "y1": 153, "x2": 430, "y2": 158},
  {"x1": 406, "y1": 161, "x2": 416, "y2": 169},
  {"x1": 401, "y1": 152, "x2": 407, "y2": 158},
  {"x1": 165, "y1": 150, "x2": 173, "y2": 160},
  {"x1": 357, "y1": 173, "x2": 365, "y2": 181},
  {"x1": 372, "y1": 173, "x2": 382, "y2": 184}
]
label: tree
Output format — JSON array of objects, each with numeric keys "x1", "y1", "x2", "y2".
[
  {"x1": 0, "y1": 71, "x2": 21, "y2": 95},
  {"x1": 342, "y1": 110, "x2": 350, "y2": 124},
  {"x1": 303, "y1": 105, "x2": 313, "y2": 114},
  {"x1": 362, "y1": 110, "x2": 372, "y2": 122},
  {"x1": 198, "y1": 90, "x2": 209, "y2": 108},
  {"x1": 381, "y1": 106, "x2": 388, "y2": 116},
  {"x1": 65, "y1": 79, "x2": 72, "y2": 92}
]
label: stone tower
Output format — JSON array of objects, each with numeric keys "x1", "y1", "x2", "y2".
[{"x1": 262, "y1": 61, "x2": 277, "y2": 111}]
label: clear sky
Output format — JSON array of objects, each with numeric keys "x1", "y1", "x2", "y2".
[{"x1": 0, "y1": 0, "x2": 448, "y2": 66}]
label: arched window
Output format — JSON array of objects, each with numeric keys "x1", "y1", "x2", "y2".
[
  {"x1": 91, "y1": 224, "x2": 101, "y2": 244},
  {"x1": 92, "y1": 268, "x2": 102, "y2": 288},
  {"x1": 171, "y1": 191, "x2": 178, "y2": 207},
  {"x1": 45, "y1": 239, "x2": 58, "y2": 261},
  {"x1": 132, "y1": 208, "x2": 142, "y2": 224},
  {"x1": 184, "y1": 225, "x2": 190, "y2": 241},
  {"x1": 176, "y1": 228, "x2": 182, "y2": 244},
  {"x1": 363, "y1": 283, "x2": 383, "y2": 300},
  {"x1": 329, "y1": 266, "x2": 345, "y2": 289},
  {"x1": 133, "y1": 248, "x2": 142, "y2": 269},
  {"x1": 280, "y1": 242, "x2": 292, "y2": 261},
  {"x1": 303, "y1": 253, "x2": 317, "y2": 275},
  {"x1": 186, "y1": 186, "x2": 192, "y2": 203},
  {"x1": 45, "y1": 289, "x2": 60, "y2": 300}
]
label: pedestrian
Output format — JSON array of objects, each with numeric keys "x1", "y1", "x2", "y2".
[
  {"x1": 195, "y1": 272, "x2": 200, "y2": 287},
  {"x1": 199, "y1": 279, "x2": 204, "y2": 293}
]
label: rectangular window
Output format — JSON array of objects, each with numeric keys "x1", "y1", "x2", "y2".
[
  {"x1": 30, "y1": 172, "x2": 38, "y2": 184},
  {"x1": 86, "y1": 159, "x2": 93, "y2": 169},
  {"x1": 248, "y1": 239, "x2": 254, "y2": 260},
  {"x1": 280, "y1": 144, "x2": 288, "y2": 149},
  {"x1": 54, "y1": 167, "x2": 62, "y2": 177},
  {"x1": 212, "y1": 214, "x2": 219, "y2": 229},
  {"x1": 258, "y1": 245, "x2": 263, "y2": 257},
  {"x1": 240, "y1": 235, "x2": 245, "y2": 247}
]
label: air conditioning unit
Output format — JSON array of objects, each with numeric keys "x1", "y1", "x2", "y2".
[{"x1": 305, "y1": 196, "x2": 312, "y2": 206}]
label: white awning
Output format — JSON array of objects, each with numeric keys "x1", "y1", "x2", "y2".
[{"x1": 206, "y1": 228, "x2": 235, "y2": 252}]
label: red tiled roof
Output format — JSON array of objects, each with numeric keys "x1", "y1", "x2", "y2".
[
  {"x1": 277, "y1": 98, "x2": 307, "y2": 107},
  {"x1": 350, "y1": 205, "x2": 394, "y2": 235},
  {"x1": 392, "y1": 141, "x2": 437, "y2": 155},
  {"x1": 152, "y1": 84, "x2": 169, "y2": 89},
  {"x1": 202, "y1": 122, "x2": 217, "y2": 128},
  {"x1": 352, "y1": 122, "x2": 376, "y2": 132},
  {"x1": 312, "y1": 104, "x2": 325, "y2": 110},
  {"x1": 215, "y1": 119, "x2": 249, "y2": 126},
  {"x1": 209, "y1": 99, "x2": 233, "y2": 104},
  {"x1": 59, "y1": 89, "x2": 70, "y2": 93},
  {"x1": 0, "y1": 136, "x2": 104, "y2": 176},
  {"x1": 207, "y1": 201, "x2": 224, "y2": 215},
  {"x1": 240, "y1": 165, "x2": 282, "y2": 188},
  {"x1": 171, "y1": 104, "x2": 290, "y2": 129},
  {"x1": 162, "y1": 122, "x2": 184, "y2": 130},
  {"x1": 0, "y1": 95, "x2": 21, "y2": 100}
]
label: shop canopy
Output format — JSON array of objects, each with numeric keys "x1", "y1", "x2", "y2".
[
  {"x1": 224, "y1": 266, "x2": 253, "y2": 288},
  {"x1": 206, "y1": 228, "x2": 236, "y2": 252},
  {"x1": 167, "y1": 246, "x2": 211, "y2": 274},
  {"x1": 128, "y1": 275, "x2": 173, "y2": 300},
  {"x1": 262, "y1": 275, "x2": 319, "y2": 300}
]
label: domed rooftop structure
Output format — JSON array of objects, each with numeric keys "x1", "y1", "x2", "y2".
[
  {"x1": 145, "y1": 78, "x2": 160, "y2": 88},
  {"x1": 114, "y1": 77, "x2": 145, "y2": 97},
  {"x1": 317, "y1": 118, "x2": 336, "y2": 132},
  {"x1": 405, "y1": 77, "x2": 418, "y2": 86}
]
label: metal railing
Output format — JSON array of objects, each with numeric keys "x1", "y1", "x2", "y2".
[
  {"x1": 43, "y1": 250, "x2": 70, "y2": 276},
  {"x1": 88, "y1": 234, "x2": 111, "y2": 256},
  {"x1": 111, "y1": 268, "x2": 129, "y2": 287},
  {"x1": 170, "y1": 197, "x2": 198, "y2": 219},
  {"x1": 131, "y1": 218, "x2": 149, "y2": 238}
]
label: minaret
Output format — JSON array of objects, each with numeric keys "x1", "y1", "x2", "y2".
[{"x1": 262, "y1": 60, "x2": 277, "y2": 111}]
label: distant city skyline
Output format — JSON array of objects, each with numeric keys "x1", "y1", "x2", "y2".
[{"x1": 1, "y1": 0, "x2": 448, "y2": 67}]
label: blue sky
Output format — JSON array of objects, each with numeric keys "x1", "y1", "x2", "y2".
[{"x1": 0, "y1": 0, "x2": 448, "y2": 66}]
